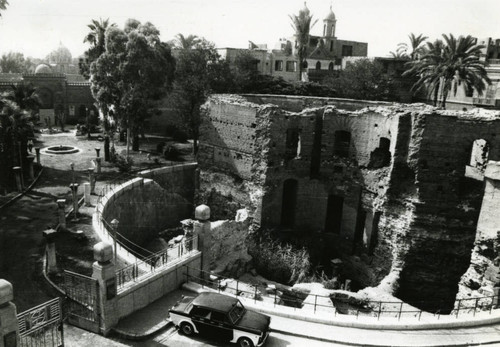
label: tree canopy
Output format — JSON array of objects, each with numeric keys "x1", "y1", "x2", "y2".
[
  {"x1": 404, "y1": 34, "x2": 491, "y2": 108},
  {"x1": 323, "y1": 59, "x2": 395, "y2": 101},
  {"x1": 0, "y1": 52, "x2": 35, "y2": 73},
  {"x1": 79, "y1": 18, "x2": 116, "y2": 79},
  {"x1": 90, "y1": 19, "x2": 175, "y2": 155},
  {"x1": 289, "y1": 3, "x2": 317, "y2": 81}
]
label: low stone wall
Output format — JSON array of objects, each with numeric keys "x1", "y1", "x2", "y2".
[{"x1": 116, "y1": 253, "x2": 201, "y2": 319}]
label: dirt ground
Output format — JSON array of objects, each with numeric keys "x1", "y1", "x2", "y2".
[{"x1": 0, "y1": 125, "x2": 193, "y2": 312}]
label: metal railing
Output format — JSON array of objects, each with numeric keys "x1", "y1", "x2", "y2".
[
  {"x1": 116, "y1": 235, "x2": 198, "y2": 290},
  {"x1": 185, "y1": 266, "x2": 500, "y2": 321}
]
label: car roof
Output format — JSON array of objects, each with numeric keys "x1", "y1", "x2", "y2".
[{"x1": 191, "y1": 292, "x2": 239, "y2": 312}]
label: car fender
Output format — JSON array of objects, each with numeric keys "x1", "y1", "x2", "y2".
[
  {"x1": 230, "y1": 328, "x2": 260, "y2": 345},
  {"x1": 170, "y1": 313, "x2": 199, "y2": 334}
]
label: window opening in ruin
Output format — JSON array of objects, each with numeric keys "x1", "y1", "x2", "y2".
[
  {"x1": 333, "y1": 130, "x2": 351, "y2": 158},
  {"x1": 285, "y1": 128, "x2": 301, "y2": 159},
  {"x1": 316, "y1": 61, "x2": 321, "y2": 70},
  {"x1": 275, "y1": 60, "x2": 283, "y2": 71},
  {"x1": 353, "y1": 208, "x2": 367, "y2": 254},
  {"x1": 465, "y1": 139, "x2": 489, "y2": 180},
  {"x1": 310, "y1": 112, "x2": 324, "y2": 178},
  {"x1": 368, "y1": 137, "x2": 391, "y2": 168},
  {"x1": 328, "y1": 62, "x2": 334, "y2": 71},
  {"x1": 330, "y1": 40, "x2": 334, "y2": 52},
  {"x1": 281, "y1": 179, "x2": 298, "y2": 228},
  {"x1": 369, "y1": 212, "x2": 381, "y2": 254},
  {"x1": 324, "y1": 195, "x2": 343, "y2": 234},
  {"x1": 465, "y1": 85, "x2": 474, "y2": 97}
]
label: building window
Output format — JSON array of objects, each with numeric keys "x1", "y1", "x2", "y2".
[
  {"x1": 330, "y1": 40, "x2": 334, "y2": 52},
  {"x1": 275, "y1": 60, "x2": 283, "y2": 71},
  {"x1": 333, "y1": 130, "x2": 351, "y2": 157},
  {"x1": 342, "y1": 45, "x2": 353, "y2": 57},
  {"x1": 286, "y1": 61, "x2": 297, "y2": 72},
  {"x1": 315, "y1": 61, "x2": 321, "y2": 70},
  {"x1": 328, "y1": 62, "x2": 334, "y2": 71}
]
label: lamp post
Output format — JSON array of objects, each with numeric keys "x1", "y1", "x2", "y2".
[
  {"x1": 70, "y1": 162, "x2": 75, "y2": 185},
  {"x1": 110, "y1": 219, "x2": 119, "y2": 263}
]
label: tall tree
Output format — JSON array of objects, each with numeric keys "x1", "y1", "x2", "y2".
[
  {"x1": 0, "y1": 52, "x2": 34, "y2": 73},
  {"x1": 404, "y1": 34, "x2": 491, "y2": 108},
  {"x1": 168, "y1": 37, "x2": 224, "y2": 154},
  {"x1": 289, "y1": 3, "x2": 317, "y2": 81},
  {"x1": 90, "y1": 19, "x2": 175, "y2": 157},
  {"x1": 7, "y1": 83, "x2": 41, "y2": 116},
  {"x1": 173, "y1": 34, "x2": 200, "y2": 49},
  {"x1": 79, "y1": 18, "x2": 115, "y2": 78},
  {"x1": 395, "y1": 33, "x2": 428, "y2": 60},
  {"x1": 323, "y1": 59, "x2": 395, "y2": 101}
]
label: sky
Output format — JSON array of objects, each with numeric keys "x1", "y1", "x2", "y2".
[{"x1": 0, "y1": 0, "x2": 499, "y2": 60}]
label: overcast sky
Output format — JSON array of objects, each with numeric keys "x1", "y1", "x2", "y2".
[{"x1": 0, "y1": 0, "x2": 499, "y2": 60}]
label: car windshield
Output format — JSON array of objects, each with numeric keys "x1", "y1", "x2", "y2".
[{"x1": 228, "y1": 301, "x2": 246, "y2": 324}]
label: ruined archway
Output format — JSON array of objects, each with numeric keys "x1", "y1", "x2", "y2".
[{"x1": 281, "y1": 179, "x2": 298, "y2": 228}]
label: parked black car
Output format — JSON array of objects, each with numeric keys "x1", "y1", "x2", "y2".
[{"x1": 169, "y1": 292, "x2": 271, "y2": 347}]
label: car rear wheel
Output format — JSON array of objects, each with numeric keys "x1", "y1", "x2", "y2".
[
  {"x1": 238, "y1": 337, "x2": 254, "y2": 347},
  {"x1": 180, "y1": 322, "x2": 195, "y2": 336}
]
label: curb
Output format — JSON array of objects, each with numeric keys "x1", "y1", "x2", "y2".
[
  {"x1": 0, "y1": 166, "x2": 44, "y2": 210},
  {"x1": 111, "y1": 320, "x2": 173, "y2": 341}
]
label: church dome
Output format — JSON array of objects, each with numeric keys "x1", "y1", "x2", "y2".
[
  {"x1": 34, "y1": 64, "x2": 53, "y2": 74},
  {"x1": 324, "y1": 6, "x2": 336, "y2": 21}
]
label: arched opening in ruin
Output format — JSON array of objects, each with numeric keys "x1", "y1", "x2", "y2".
[
  {"x1": 333, "y1": 130, "x2": 351, "y2": 158},
  {"x1": 281, "y1": 179, "x2": 298, "y2": 228},
  {"x1": 315, "y1": 61, "x2": 321, "y2": 70},
  {"x1": 465, "y1": 139, "x2": 489, "y2": 180},
  {"x1": 324, "y1": 194, "x2": 343, "y2": 234},
  {"x1": 369, "y1": 137, "x2": 391, "y2": 168},
  {"x1": 285, "y1": 128, "x2": 301, "y2": 159},
  {"x1": 328, "y1": 62, "x2": 334, "y2": 71}
]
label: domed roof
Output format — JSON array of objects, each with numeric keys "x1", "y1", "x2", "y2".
[
  {"x1": 34, "y1": 64, "x2": 53, "y2": 74},
  {"x1": 324, "y1": 5, "x2": 336, "y2": 21}
]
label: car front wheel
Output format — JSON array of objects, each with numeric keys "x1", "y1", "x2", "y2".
[
  {"x1": 238, "y1": 337, "x2": 254, "y2": 347},
  {"x1": 180, "y1": 322, "x2": 195, "y2": 336}
]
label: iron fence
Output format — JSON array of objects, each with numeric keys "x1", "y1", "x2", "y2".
[
  {"x1": 116, "y1": 235, "x2": 198, "y2": 290},
  {"x1": 185, "y1": 266, "x2": 500, "y2": 321},
  {"x1": 17, "y1": 297, "x2": 64, "y2": 347}
]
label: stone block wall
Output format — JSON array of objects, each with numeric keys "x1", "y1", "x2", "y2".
[{"x1": 198, "y1": 94, "x2": 500, "y2": 311}]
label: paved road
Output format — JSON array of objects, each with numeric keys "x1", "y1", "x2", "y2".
[{"x1": 111, "y1": 326, "x2": 342, "y2": 347}]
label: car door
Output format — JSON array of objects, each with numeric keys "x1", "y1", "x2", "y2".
[
  {"x1": 209, "y1": 311, "x2": 233, "y2": 342},
  {"x1": 190, "y1": 306, "x2": 212, "y2": 336}
]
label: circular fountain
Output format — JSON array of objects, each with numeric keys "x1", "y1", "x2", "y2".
[{"x1": 44, "y1": 145, "x2": 80, "y2": 154}]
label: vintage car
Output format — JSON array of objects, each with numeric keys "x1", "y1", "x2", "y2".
[{"x1": 169, "y1": 292, "x2": 271, "y2": 347}]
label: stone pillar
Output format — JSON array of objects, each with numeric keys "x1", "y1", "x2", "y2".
[
  {"x1": 57, "y1": 199, "x2": 66, "y2": 230},
  {"x1": 92, "y1": 242, "x2": 118, "y2": 335},
  {"x1": 43, "y1": 229, "x2": 58, "y2": 275},
  {"x1": 69, "y1": 183, "x2": 79, "y2": 221},
  {"x1": 84, "y1": 183, "x2": 91, "y2": 206},
  {"x1": 95, "y1": 157, "x2": 102, "y2": 174},
  {"x1": 12, "y1": 166, "x2": 22, "y2": 192},
  {"x1": 95, "y1": 147, "x2": 101, "y2": 158},
  {"x1": 35, "y1": 147, "x2": 41, "y2": 165},
  {"x1": 104, "y1": 136, "x2": 110, "y2": 162},
  {"x1": 193, "y1": 205, "x2": 211, "y2": 279},
  {"x1": 0, "y1": 279, "x2": 19, "y2": 347},
  {"x1": 110, "y1": 219, "x2": 119, "y2": 263},
  {"x1": 88, "y1": 168, "x2": 95, "y2": 194},
  {"x1": 27, "y1": 155, "x2": 35, "y2": 180}
]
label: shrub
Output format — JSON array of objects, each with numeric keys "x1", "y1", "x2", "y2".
[
  {"x1": 247, "y1": 234, "x2": 311, "y2": 285},
  {"x1": 113, "y1": 154, "x2": 134, "y2": 172}
]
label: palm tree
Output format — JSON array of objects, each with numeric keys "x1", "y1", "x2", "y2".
[
  {"x1": 404, "y1": 39, "x2": 446, "y2": 106},
  {"x1": 289, "y1": 3, "x2": 317, "y2": 81},
  {"x1": 404, "y1": 34, "x2": 490, "y2": 108},
  {"x1": 7, "y1": 83, "x2": 41, "y2": 116},
  {"x1": 438, "y1": 34, "x2": 491, "y2": 108},
  {"x1": 84, "y1": 18, "x2": 115, "y2": 55},
  {"x1": 394, "y1": 33, "x2": 428, "y2": 60},
  {"x1": 174, "y1": 34, "x2": 200, "y2": 49}
]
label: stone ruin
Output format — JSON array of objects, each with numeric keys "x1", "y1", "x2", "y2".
[{"x1": 196, "y1": 93, "x2": 500, "y2": 312}]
